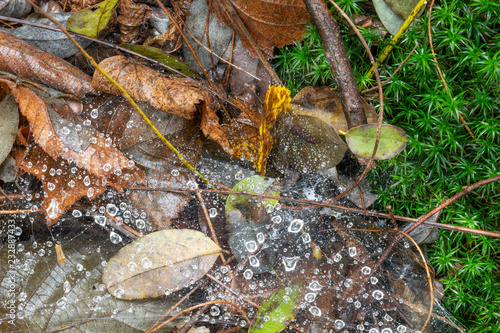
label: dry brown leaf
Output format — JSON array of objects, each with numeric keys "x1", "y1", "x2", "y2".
[
  {"x1": 117, "y1": 0, "x2": 152, "y2": 43},
  {"x1": 222, "y1": 85, "x2": 291, "y2": 174},
  {"x1": 13, "y1": 146, "x2": 107, "y2": 225},
  {"x1": 92, "y1": 55, "x2": 214, "y2": 120},
  {"x1": 0, "y1": 32, "x2": 95, "y2": 98},
  {"x1": 291, "y1": 86, "x2": 378, "y2": 134},
  {"x1": 1, "y1": 79, "x2": 142, "y2": 181},
  {"x1": 211, "y1": 0, "x2": 310, "y2": 58},
  {"x1": 70, "y1": 0, "x2": 101, "y2": 11}
]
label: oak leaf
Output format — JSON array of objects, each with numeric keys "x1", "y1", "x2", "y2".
[
  {"x1": 0, "y1": 32, "x2": 95, "y2": 98},
  {"x1": 92, "y1": 55, "x2": 214, "y2": 120},
  {"x1": 210, "y1": 0, "x2": 310, "y2": 58},
  {"x1": 222, "y1": 85, "x2": 291, "y2": 175}
]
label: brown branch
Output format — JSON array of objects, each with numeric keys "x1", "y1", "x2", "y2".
[{"x1": 303, "y1": 0, "x2": 367, "y2": 128}]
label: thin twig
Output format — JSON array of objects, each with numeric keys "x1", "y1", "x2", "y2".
[
  {"x1": 128, "y1": 185, "x2": 500, "y2": 239},
  {"x1": 361, "y1": 43, "x2": 419, "y2": 94}
]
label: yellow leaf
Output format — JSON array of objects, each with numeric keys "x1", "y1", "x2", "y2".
[{"x1": 225, "y1": 85, "x2": 291, "y2": 175}]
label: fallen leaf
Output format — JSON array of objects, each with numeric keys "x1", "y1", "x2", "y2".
[
  {"x1": 103, "y1": 229, "x2": 222, "y2": 300},
  {"x1": 249, "y1": 279, "x2": 304, "y2": 333},
  {"x1": 13, "y1": 146, "x2": 109, "y2": 225},
  {"x1": 120, "y1": 43, "x2": 198, "y2": 77},
  {"x1": 271, "y1": 115, "x2": 348, "y2": 173},
  {"x1": 290, "y1": 86, "x2": 378, "y2": 134},
  {"x1": 373, "y1": 0, "x2": 422, "y2": 35},
  {"x1": 0, "y1": 93, "x2": 18, "y2": 166},
  {"x1": 0, "y1": 31, "x2": 95, "y2": 98},
  {"x1": 345, "y1": 123, "x2": 408, "y2": 160},
  {"x1": 117, "y1": 0, "x2": 152, "y2": 43},
  {"x1": 222, "y1": 85, "x2": 291, "y2": 175},
  {"x1": 1, "y1": 78, "x2": 142, "y2": 182},
  {"x1": 92, "y1": 55, "x2": 214, "y2": 120},
  {"x1": 67, "y1": 0, "x2": 119, "y2": 38},
  {"x1": 0, "y1": 0, "x2": 31, "y2": 18},
  {"x1": 70, "y1": 0, "x2": 101, "y2": 11},
  {"x1": 211, "y1": 0, "x2": 310, "y2": 58}
]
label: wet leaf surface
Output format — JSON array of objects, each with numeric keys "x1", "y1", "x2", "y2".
[
  {"x1": 117, "y1": 0, "x2": 152, "y2": 43},
  {"x1": 92, "y1": 55, "x2": 214, "y2": 120},
  {"x1": 0, "y1": 32, "x2": 95, "y2": 98},
  {"x1": 0, "y1": 93, "x2": 18, "y2": 166},
  {"x1": 211, "y1": 0, "x2": 310, "y2": 58},
  {"x1": 249, "y1": 279, "x2": 304, "y2": 333},
  {"x1": 67, "y1": 0, "x2": 118, "y2": 38},
  {"x1": 103, "y1": 229, "x2": 222, "y2": 300},
  {"x1": 345, "y1": 123, "x2": 409, "y2": 160}
]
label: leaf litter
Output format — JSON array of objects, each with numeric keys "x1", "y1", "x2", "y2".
[{"x1": 0, "y1": 1, "x2": 466, "y2": 332}]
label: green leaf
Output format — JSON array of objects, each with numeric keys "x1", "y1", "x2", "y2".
[
  {"x1": 120, "y1": 44, "x2": 199, "y2": 77},
  {"x1": 345, "y1": 124, "x2": 408, "y2": 160},
  {"x1": 249, "y1": 279, "x2": 304, "y2": 333},
  {"x1": 67, "y1": 0, "x2": 118, "y2": 38},
  {"x1": 226, "y1": 175, "x2": 279, "y2": 213}
]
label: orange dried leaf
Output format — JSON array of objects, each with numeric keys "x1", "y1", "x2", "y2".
[
  {"x1": 211, "y1": 0, "x2": 310, "y2": 58},
  {"x1": 92, "y1": 55, "x2": 213, "y2": 120},
  {"x1": 0, "y1": 32, "x2": 95, "y2": 98},
  {"x1": 224, "y1": 85, "x2": 291, "y2": 174},
  {"x1": 1, "y1": 79, "x2": 142, "y2": 180},
  {"x1": 117, "y1": 0, "x2": 152, "y2": 43}
]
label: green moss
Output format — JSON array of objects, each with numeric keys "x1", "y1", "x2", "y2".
[{"x1": 275, "y1": 0, "x2": 500, "y2": 331}]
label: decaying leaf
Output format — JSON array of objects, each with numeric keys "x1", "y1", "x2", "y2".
[
  {"x1": 0, "y1": 32, "x2": 95, "y2": 98},
  {"x1": 13, "y1": 146, "x2": 110, "y2": 225},
  {"x1": 210, "y1": 0, "x2": 310, "y2": 58},
  {"x1": 5, "y1": 81, "x2": 141, "y2": 181},
  {"x1": 345, "y1": 123, "x2": 409, "y2": 160},
  {"x1": 120, "y1": 44, "x2": 198, "y2": 77},
  {"x1": 67, "y1": 0, "x2": 118, "y2": 38},
  {"x1": 249, "y1": 279, "x2": 304, "y2": 333},
  {"x1": 103, "y1": 229, "x2": 222, "y2": 300},
  {"x1": 0, "y1": 93, "x2": 18, "y2": 166},
  {"x1": 290, "y1": 86, "x2": 378, "y2": 134},
  {"x1": 222, "y1": 85, "x2": 292, "y2": 175},
  {"x1": 0, "y1": 0, "x2": 31, "y2": 18},
  {"x1": 117, "y1": 0, "x2": 152, "y2": 43},
  {"x1": 92, "y1": 55, "x2": 214, "y2": 120},
  {"x1": 373, "y1": 0, "x2": 422, "y2": 35},
  {"x1": 70, "y1": 0, "x2": 101, "y2": 11}
]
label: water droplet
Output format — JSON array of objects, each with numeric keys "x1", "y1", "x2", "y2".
[
  {"x1": 397, "y1": 325, "x2": 407, "y2": 333},
  {"x1": 83, "y1": 176, "x2": 91, "y2": 186},
  {"x1": 244, "y1": 241, "x2": 258, "y2": 253},
  {"x1": 187, "y1": 181, "x2": 198, "y2": 190},
  {"x1": 87, "y1": 187, "x2": 95, "y2": 198},
  {"x1": 271, "y1": 215, "x2": 282, "y2": 224},
  {"x1": 361, "y1": 266, "x2": 371, "y2": 275},
  {"x1": 243, "y1": 269, "x2": 253, "y2": 280},
  {"x1": 72, "y1": 210, "x2": 82, "y2": 217},
  {"x1": 171, "y1": 169, "x2": 180, "y2": 176},
  {"x1": 302, "y1": 233, "x2": 311, "y2": 243},
  {"x1": 333, "y1": 253, "x2": 342, "y2": 262},
  {"x1": 210, "y1": 305, "x2": 220, "y2": 316},
  {"x1": 288, "y1": 219, "x2": 304, "y2": 233},
  {"x1": 106, "y1": 204, "x2": 118, "y2": 216},
  {"x1": 282, "y1": 256, "x2": 300, "y2": 271},
  {"x1": 95, "y1": 215, "x2": 106, "y2": 226},
  {"x1": 56, "y1": 297, "x2": 67, "y2": 307},
  {"x1": 110, "y1": 232, "x2": 122, "y2": 244},
  {"x1": 47, "y1": 199, "x2": 60, "y2": 219},
  {"x1": 136, "y1": 219, "x2": 146, "y2": 229},
  {"x1": 354, "y1": 301, "x2": 361, "y2": 308},
  {"x1": 68, "y1": 180, "x2": 75, "y2": 187},
  {"x1": 18, "y1": 292, "x2": 27, "y2": 302},
  {"x1": 369, "y1": 329, "x2": 379, "y2": 333},
  {"x1": 76, "y1": 264, "x2": 83, "y2": 271},
  {"x1": 114, "y1": 288, "x2": 124, "y2": 298},
  {"x1": 308, "y1": 281, "x2": 323, "y2": 291},
  {"x1": 17, "y1": 244, "x2": 24, "y2": 252},
  {"x1": 335, "y1": 320, "x2": 345, "y2": 329},
  {"x1": 249, "y1": 256, "x2": 259, "y2": 267},
  {"x1": 63, "y1": 281, "x2": 71, "y2": 293},
  {"x1": 305, "y1": 292, "x2": 316, "y2": 302},
  {"x1": 348, "y1": 246, "x2": 357, "y2": 257},
  {"x1": 14, "y1": 226, "x2": 22, "y2": 236},
  {"x1": 382, "y1": 328, "x2": 393, "y2": 333},
  {"x1": 372, "y1": 290, "x2": 384, "y2": 300},
  {"x1": 208, "y1": 208, "x2": 217, "y2": 218},
  {"x1": 103, "y1": 163, "x2": 112, "y2": 172},
  {"x1": 370, "y1": 276, "x2": 379, "y2": 284},
  {"x1": 309, "y1": 306, "x2": 321, "y2": 316},
  {"x1": 266, "y1": 204, "x2": 274, "y2": 214},
  {"x1": 47, "y1": 182, "x2": 55, "y2": 191},
  {"x1": 256, "y1": 233, "x2": 265, "y2": 243},
  {"x1": 235, "y1": 171, "x2": 244, "y2": 180},
  {"x1": 142, "y1": 257, "x2": 152, "y2": 268},
  {"x1": 344, "y1": 279, "x2": 353, "y2": 288},
  {"x1": 128, "y1": 262, "x2": 137, "y2": 271}
]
